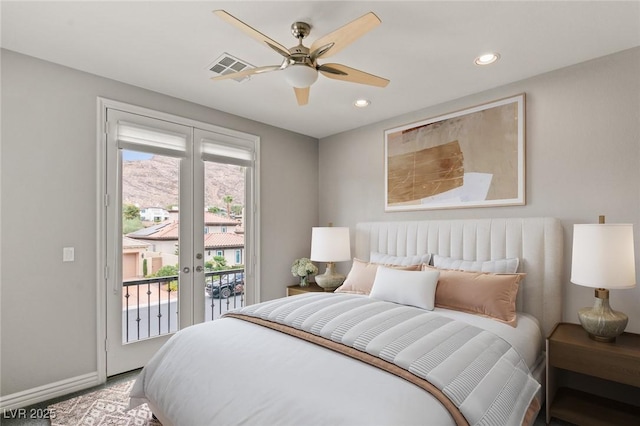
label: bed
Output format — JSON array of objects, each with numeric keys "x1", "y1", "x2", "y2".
[{"x1": 130, "y1": 217, "x2": 563, "y2": 425}]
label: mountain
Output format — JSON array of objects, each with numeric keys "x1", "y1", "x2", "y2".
[{"x1": 122, "y1": 155, "x2": 245, "y2": 209}]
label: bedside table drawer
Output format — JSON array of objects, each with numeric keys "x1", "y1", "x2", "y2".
[
  {"x1": 286, "y1": 283, "x2": 326, "y2": 296},
  {"x1": 547, "y1": 323, "x2": 640, "y2": 425},
  {"x1": 548, "y1": 323, "x2": 640, "y2": 388}
]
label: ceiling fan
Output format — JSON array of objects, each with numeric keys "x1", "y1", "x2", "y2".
[{"x1": 211, "y1": 10, "x2": 390, "y2": 106}]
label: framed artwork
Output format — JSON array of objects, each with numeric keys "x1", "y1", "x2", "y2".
[{"x1": 384, "y1": 94, "x2": 525, "y2": 211}]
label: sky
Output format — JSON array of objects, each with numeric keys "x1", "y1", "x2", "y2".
[{"x1": 123, "y1": 150, "x2": 153, "y2": 161}]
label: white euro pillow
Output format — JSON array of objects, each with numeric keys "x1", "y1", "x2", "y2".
[
  {"x1": 370, "y1": 251, "x2": 431, "y2": 266},
  {"x1": 433, "y1": 254, "x2": 519, "y2": 274},
  {"x1": 369, "y1": 266, "x2": 440, "y2": 310}
]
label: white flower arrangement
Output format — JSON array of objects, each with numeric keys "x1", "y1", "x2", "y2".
[{"x1": 291, "y1": 257, "x2": 318, "y2": 278}]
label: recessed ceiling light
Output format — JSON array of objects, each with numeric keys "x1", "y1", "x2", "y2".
[
  {"x1": 474, "y1": 53, "x2": 500, "y2": 66},
  {"x1": 354, "y1": 99, "x2": 370, "y2": 108}
]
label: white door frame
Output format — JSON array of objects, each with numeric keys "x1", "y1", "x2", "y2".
[
  {"x1": 105, "y1": 109, "x2": 194, "y2": 376},
  {"x1": 96, "y1": 97, "x2": 260, "y2": 382}
]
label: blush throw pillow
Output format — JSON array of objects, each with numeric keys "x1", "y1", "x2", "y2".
[
  {"x1": 425, "y1": 266, "x2": 523, "y2": 326},
  {"x1": 335, "y1": 258, "x2": 421, "y2": 295},
  {"x1": 369, "y1": 266, "x2": 440, "y2": 310}
]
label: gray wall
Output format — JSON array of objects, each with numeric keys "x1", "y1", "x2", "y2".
[
  {"x1": 0, "y1": 49, "x2": 318, "y2": 397},
  {"x1": 2, "y1": 44, "x2": 639, "y2": 402},
  {"x1": 319, "y1": 47, "x2": 640, "y2": 334}
]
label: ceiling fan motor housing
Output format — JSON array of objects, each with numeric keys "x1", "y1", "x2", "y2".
[{"x1": 291, "y1": 22, "x2": 311, "y2": 40}]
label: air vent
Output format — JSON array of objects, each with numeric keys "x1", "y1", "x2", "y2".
[{"x1": 207, "y1": 53, "x2": 255, "y2": 83}]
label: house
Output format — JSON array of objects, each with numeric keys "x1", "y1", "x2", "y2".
[
  {"x1": 127, "y1": 221, "x2": 180, "y2": 256},
  {"x1": 122, "y1": 236, "x2": 154, "y2": 280},
  {"x1": 203, "y1": 211, "x2": 243, "y2": 234},
  {"x1": 204, "y1": 232, "x2": 245, "y2": 266},
  {"x1": 125, "y1": 212, "x2": 245, "y2": 269},
  {"x1": 139, "y1": 207, "x2": 170, "y2": 223},
  {"x1": 1, "y1": 1, "x2": 639, "y2": 415}
]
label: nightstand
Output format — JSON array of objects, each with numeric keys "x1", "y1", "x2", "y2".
[
  {"x1": 286, "y1": 283, "x2": 328, "y2": 296},
  {"x1": 546, "y1": 322, "x2": 640, "y2": 425}
]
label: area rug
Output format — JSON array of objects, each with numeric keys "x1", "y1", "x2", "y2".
[{"x1": 49, "y1": 379, "x2": 161, "y2": 425}]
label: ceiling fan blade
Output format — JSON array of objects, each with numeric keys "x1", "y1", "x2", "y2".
[
  {"x1": 211, "y1": 65, "x2": 281, "y2": 81},
  {"x1": 213, "y1": 10, "x2": 291, "y2": 59},
  {"x1": 310, "y1": 12, "x2": 381, "y2": 60},
  {"x1": 319, "y1": 63, "x2": 389, "y2": 87},
  {"x1": 294, "y1": 87, "x2": 310, "y2": 106}
]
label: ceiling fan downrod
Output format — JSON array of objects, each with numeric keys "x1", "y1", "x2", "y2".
[{"x1": 287, "y1": 21, "x2": 314, "y2": 69}]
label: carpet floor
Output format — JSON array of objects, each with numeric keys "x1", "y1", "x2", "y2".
[{"x1": 47, "y1": 379, "x2": 159, "y2": 426}]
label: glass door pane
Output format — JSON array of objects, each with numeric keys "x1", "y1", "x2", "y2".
[
  {"x1": 203, "y1": 160, "x2": 246, "y2": 322},
  {"x1": 121, "y1": 149, "x2": 180, "y2": 341}
]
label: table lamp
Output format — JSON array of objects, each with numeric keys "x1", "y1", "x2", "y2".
[
  {"x1": 310, "y1": 226, "x2": 351, "y2": 291},
  {"x1": 570, "y1": 218, "x2": 636, "y2": 342}
]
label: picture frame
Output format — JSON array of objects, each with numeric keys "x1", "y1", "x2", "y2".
[{"x1": 384, "y1": 94, "x2": 525, "y2": 211}]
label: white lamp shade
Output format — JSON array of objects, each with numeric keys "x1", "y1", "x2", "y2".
[
  {"x1": 283, "y1": 64, "x2": 318, "y2": 88},
  {"x1": 571, "y1": 224, "x2": 636, "y2": 289},
  {"x1": 310, "y1": 227, "x2": 351, "y2": 262}
]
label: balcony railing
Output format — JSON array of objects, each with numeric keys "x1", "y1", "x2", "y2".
[{"x1": 122, "y1": 268, "x2": 245, "y2": 343}]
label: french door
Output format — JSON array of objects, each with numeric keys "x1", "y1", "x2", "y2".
[{"x1": 100, "y1": 101, "x2": 258, "y2": 377}]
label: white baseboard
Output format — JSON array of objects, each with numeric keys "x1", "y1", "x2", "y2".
[{"x1": 0, "y1": 372, "x2": 102, "y2": 411}]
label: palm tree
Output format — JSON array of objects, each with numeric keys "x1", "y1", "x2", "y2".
[{"x1": 223, "y1": 195, "x2": 233, "y2": 218}]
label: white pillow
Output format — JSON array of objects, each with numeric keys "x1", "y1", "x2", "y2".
[
  {"x1": 433, "y1": 254, "x2": 519, "y2": 274},
  {"x1": 370, "y1": 251, "x2": 431, "y2": 266},
  {"x1": 369, "y1": 266, "x2": 440, "y2": 310}
]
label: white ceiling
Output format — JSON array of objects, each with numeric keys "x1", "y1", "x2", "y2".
[{"x1": 2, "y1": 1, "x2": 639, "y2": 139}]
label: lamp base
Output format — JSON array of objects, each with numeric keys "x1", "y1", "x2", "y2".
[
  {"x1": 315, "y1": 262, "x2": 345, "y2": 291},
  {"x1": 578, "y1": 288, "x2": 628, "y2": 342}
]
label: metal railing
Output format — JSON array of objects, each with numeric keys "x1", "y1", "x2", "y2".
[
  {"x1": 204, "y1": 269, "x2": 245, "y2": 322},
  {"x1": 122, "y1": 268, "x2": 245, "y2": 343}
]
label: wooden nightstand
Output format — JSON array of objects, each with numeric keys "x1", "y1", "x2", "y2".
[
  {"x1": 546, "y1": 322, "x2": 640, "y2": 425},
  {"x1": 286, "y1": 283, "x2": 328, "y2": 296}
]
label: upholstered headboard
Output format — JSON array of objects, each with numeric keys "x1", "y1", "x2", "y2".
[{"x1": 355, "y1": 217, "x2": 563, "y2": 336}]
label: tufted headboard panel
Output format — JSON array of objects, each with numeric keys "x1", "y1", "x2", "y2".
[{"x1": 355, "y1": 217, "x2": 563, "y2": 336}]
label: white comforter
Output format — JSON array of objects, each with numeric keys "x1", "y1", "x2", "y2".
[{"x1": 130, "y1": 294, "x2": 542, "y2": 426}]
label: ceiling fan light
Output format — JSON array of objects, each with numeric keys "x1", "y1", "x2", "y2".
[{"x1": 283, "y1": 64, "x2": 318, "y2": 88}]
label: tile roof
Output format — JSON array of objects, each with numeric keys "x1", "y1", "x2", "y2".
[
  {"x1": 126, "y1": 221, "x2": 179, "y2": 240},
  {"x1": 123, "y1": 236, "x2": 151, "y2": 249},
  {"x1": 127, "y1": 219, "x2": 244, "y2": 249},
  {"x1": 204, "y1": 232, "x2": 244, "y2": 248},
  {"x1": 204, "y1": 212, "x2": 241, "y2": 226}
]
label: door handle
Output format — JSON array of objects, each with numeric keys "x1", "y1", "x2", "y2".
[
  {"x1": 195, "y1": 265, "x2": 203, "y2": 273},
  {"x1": 183, "y1": 267, "x2": 190, "y2": 274}
]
